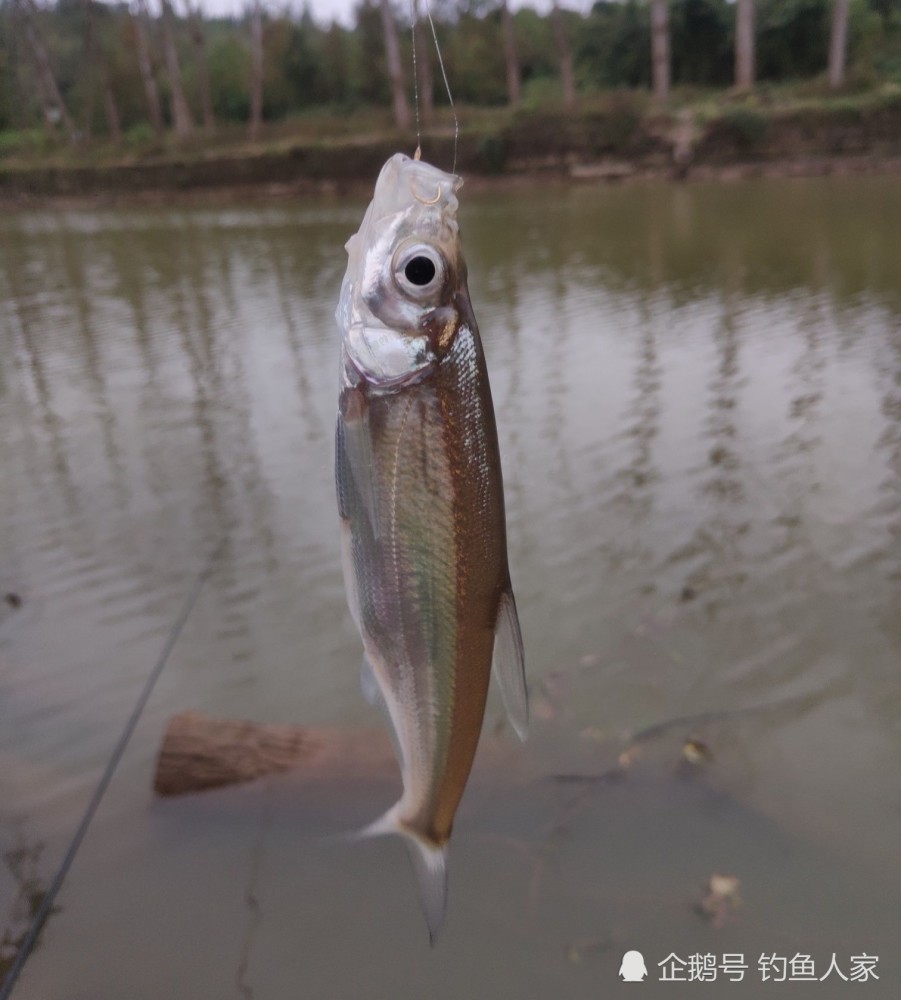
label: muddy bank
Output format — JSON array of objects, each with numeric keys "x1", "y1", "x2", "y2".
[{"x1": 2, "y1": 96, "x2": 901, "y2": 206}]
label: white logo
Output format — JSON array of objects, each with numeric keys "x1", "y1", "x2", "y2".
[{"x1": 620, "y1": 950, "x2": 648, "y2": 982}]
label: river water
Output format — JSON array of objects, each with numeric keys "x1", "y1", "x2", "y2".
[{"x1": 1, "y1": 176, "x2": 899, "y2": 997}]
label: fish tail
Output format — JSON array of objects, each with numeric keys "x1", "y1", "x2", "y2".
[{"x1": 358, "y1": 805, "x2": 449, "y2": 945}]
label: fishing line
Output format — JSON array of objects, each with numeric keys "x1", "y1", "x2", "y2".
[
  {"x1": 0, "y1": 539, "x2": 225, "y2": 1000},
  {"x1": 408, "y1": 0, "x2": 458, "y2": 172},
  {"x1": 423, "y1": 0, "x2": 459, "y2": 174},
  {"x1": 409, "y1": 0, "x2": 422, "y2": 159}
]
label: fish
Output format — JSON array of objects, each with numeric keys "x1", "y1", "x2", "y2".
[{"x1": 334, "y1": 153, "x2": 528, "y2": 941}]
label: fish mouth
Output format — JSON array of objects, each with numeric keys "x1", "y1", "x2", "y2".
[
  {"x1": 410, "y1": 175, "x2": 443, "y2": 206},
  {"x1": 370, "y1": 154, "x2": 462, "y2": 227}
]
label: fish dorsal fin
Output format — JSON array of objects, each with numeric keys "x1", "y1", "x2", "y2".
[{"x1": 491, "y1": 589, "x2": 528, "y2": 741}]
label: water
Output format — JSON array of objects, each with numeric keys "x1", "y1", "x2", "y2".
[{"x1": 1, "y1": 176, "x2": 899, "y2": 997}]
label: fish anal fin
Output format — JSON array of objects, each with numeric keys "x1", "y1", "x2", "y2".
[
  {"x1": 360, "y1": 652, "x2": 381, "y2": 705},
  {"x1": 491, "y1": 589, "x2": 528, "y2": 741}
]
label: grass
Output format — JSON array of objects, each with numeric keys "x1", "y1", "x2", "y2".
[{"x1": 1, "y1": 82, "x2": 900, "y2": 180}]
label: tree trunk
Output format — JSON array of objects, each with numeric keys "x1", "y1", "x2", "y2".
[
  {"x1": 734, "y1": 0, "x2": 755, "y2": 91},
  {"x1": 181, "y1": 0, "x2": 215, "y2": 129},
  {"x1": 828, "y1": 0, "x2": 851, "y2": 90},
  {"x1": 15, "y1": 0, "x2": 79, "y2": 142},
  {"x1": 551, "y1": 1, "x2": 576, "y2": 110},
  {"x1": 500, "y1": 0, "x2": 521, "y2": 107},
  {"x1": 379, "y1": 0, "x2": 410, "y2": 131},
  {"x1": 103, "y1": 75, "x2": 122, "y2": 141},
  {"x1": 153, "y1": 712, "x2": 519, "y2": 797},
  {"x1": 411, "y1": 0, "x2": 434, "y2": 128},
  {"x1": 159, "y1": 0, "x2": 194, "y2": 138},
  {"x1": 79, "y1": 0, "x2": 98, "y2": 137},
  {"x1": 81, "y1": 0, "x2": 122, "y2": 141},
  {"x1": 248, "y1": 0, "x2": 263, "y2": 141},
  {"x1": 133, "y1": 0, "x2": 165, "y2": 136},
  {"x1": 650, "y1": 0, "x2": 670, "y2": 103},
  {"x1": 155, "y1": 713, "x2": 396, "y2": 795}
]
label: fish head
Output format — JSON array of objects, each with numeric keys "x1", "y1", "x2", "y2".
[{"x1": 337, "y1": 153, "x2": 467, "y2": 388}]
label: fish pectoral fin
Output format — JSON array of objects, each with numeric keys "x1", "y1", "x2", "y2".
[
  {"x1": 336, "y1": 389, "x2": 380, "y2": 539},
  {"x1": 360, "y1": 652, "x2": 381, "y2": 706},
  {"x1": 356, "y1": 805, "x2": 448, "y2": 945},
  {"x1": 491, "y1": 589, "x2": 528, "y2": 741}
]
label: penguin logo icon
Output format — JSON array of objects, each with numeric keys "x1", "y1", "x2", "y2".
[{"x1": 619, "y1": 950, "x2": 648, "y2": 981}]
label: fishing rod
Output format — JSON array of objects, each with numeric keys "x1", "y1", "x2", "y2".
[{"x1": 0, "y1": 539, "x2": 225, "y2": 1000}]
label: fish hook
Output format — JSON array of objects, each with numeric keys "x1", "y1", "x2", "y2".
[{"x1": 413, "y1": 181, "x2": 443, "y2": 206}]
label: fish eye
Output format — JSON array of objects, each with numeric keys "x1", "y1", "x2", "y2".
[
  {"x1": 404, "y1": 255, "x2": 436, "y2": 286},
  {"x1": 393, "y1": 243, "x2": 445, "y2": 298}
]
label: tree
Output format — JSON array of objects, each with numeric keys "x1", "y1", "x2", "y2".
[
  {"x1": 379, "y1": 0, "x2": 410, "y2": 130},
  {"x1": 576, "y1": 0, "x2": 651, "y2": 89},
  {"x1": 319, "y1": 21, "x2": 349, "y2": 105},
  {"x1": 13, "y1": 0, "x2": 78, "y2": 141},
  {"x1": 499, "y1": 0, "x2": 520, "y2": 106},
  {"x1": 669, "y1": 0, "x2": 731, "y2": 87},
  {"x1": 79, "y1": 0, "x2": 100, "y2": 135},
  {"x1": 828, "y1": 0, "x2": 851, "y2": 88},
  {"x1": 756, "y1": 0, "x2": 831, "y2": 82},
  {"x1": 735, "y1": 0, "x2": 755, "y2": 90},
  {"x1": 650, "y1": 0, "x2": 670, "y2": 100},
  {"x1": 132, "y1": 0, "x2": 165, "y2": 136},
  {"x1": 101, "y1": 68, "x2": 122, "y2": 139},
  {"x1": 551, "y1": 0, "x2": 576, "y2": 108},
  {"x1": 180, "y1": 0, "x2": 214, "y2": 128},
  {"x1": 249, "y1": 0, "x2": 263, "y2": 139},
  {"x1": 160, "y1": 0, "x2": 194, "y2": 136},
  {"x1": 73, "y1": 0, "x2": 122, "y2": 140}
]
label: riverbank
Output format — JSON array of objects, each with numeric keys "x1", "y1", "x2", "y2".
[{"x1": 2, "y1": 85, "x2": 900, "y2": 205}]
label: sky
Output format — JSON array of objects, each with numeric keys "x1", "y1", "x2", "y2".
[{"x1": 190, "y1": 0, "x2": 587, "y2": 30}]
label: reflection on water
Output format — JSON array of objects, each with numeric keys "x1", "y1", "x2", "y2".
[
  {"x1": 1, "y1": 177, "x2": 900, "y2": 997},
  {"x1": 0, "y1": 831, "x2": 48, "y2": 982}
]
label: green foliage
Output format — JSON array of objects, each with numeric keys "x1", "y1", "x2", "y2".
[
  {"x1": 513, "y1": 7, "x2": 559, "y2": 86},
  {"x1": 348, "y1": 1, "x2": 389, "y2": 106},
  {"x1": 757, "y1": 0, "x2": 831, "y2": 79},
  {"x1": 123, "y1": 121, "x2": 157, "y2": 148},
  {"x1": 0, "y1": 127, "x2": 57, "y2": 158},
  {"x1": 718, "y1": 105, "x2": 769, "y2": 147},
  {"x1": 0, "y1": 14, "x2": 14, "y2": 132},
  {"x1": 868, "y1": 0, "x2": 901, "y2": 24},
  {"x1": 881, "y1": 53, "x2": 901, "y2": 80},
  {"x1": 578, "y1": 1, "x2": 651, "y2": 88},
  {"x1": 851, "y1": 0, "x2": 901, "y2": 82},
  {"x1": 670, "y1": 0, "x2": 733, "y2": 85},
  {"x1": 208, "y1": 33, "x2": 250, "y2": 122},
  {"x1": 1, "y1": 0, "x2": 901, "y2": 147},
  {"x1": 446, "y1": 10, "x2": 506, "y2": 104},
  {"x1": 519, "y1": 74, "x2": 564, "y2": 108},
  {"x1": 476, "y1": 134, "x2": 506, "y2": 172},
  {"x1": 591, "y1": 91, "x2": 644, "y2": 148},
  {"x1": 318, "y1": 23, "x2": 351, "y2": 104}
]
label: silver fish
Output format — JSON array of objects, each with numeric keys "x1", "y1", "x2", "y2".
[{"x1": 335, "y1": 153, "x2": 527, "y2": 940}]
